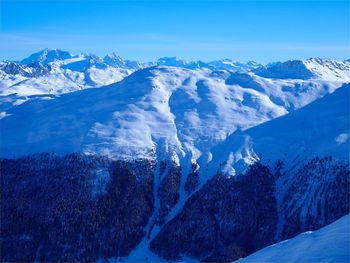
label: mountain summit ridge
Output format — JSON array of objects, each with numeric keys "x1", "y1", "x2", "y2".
[{"x1": 1, "y1": 49, "x2": 349, "y2": 98}]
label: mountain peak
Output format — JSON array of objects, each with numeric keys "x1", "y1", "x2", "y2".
[
  {"x1": 103, "y1": 52, "x2": 124, "y2": 67},
  {"x1": 253, "y1": 60, "x2": 315, "y2": 80},
  {"x1": 105, "y1": 52, "x2": 122, "y2": 59},
  {"x1": 21, "y1": 48, "x2": 73, "y2": 65}
]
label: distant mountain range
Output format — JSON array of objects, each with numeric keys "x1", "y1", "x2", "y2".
[
  {"x1": 17, "y1": 48, "x2": 263, "y2": 70},
  {"x1": 1, "y1": 49, "x2": 349, "y2": 98}
]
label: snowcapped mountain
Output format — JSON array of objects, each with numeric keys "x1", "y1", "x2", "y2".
[
  {"x1": 1, "y1": 65, "x2": 347, "y2": 162},
  {"x1": 1, "y1": 49, "x2": 348, "y2": 100},
  {"x1": 0, "y1": 50, "x2": 265, "y2": 98},
  {"x1": 157, "y1": 56, "x2": 200, "y2": 69},
  {"x1": 20, "y1": 48, "x2": 73, "y2": 65},
  {"x1": 157, "y1": 56, "x2": 262, "y2": 72},
  {"x1": 207, "y1": 84, "x2": 349, "y2": 177},
  {"x1": 236, "y1": 214, "x2": 349, "y2": 263},
  {"x1": 208, "y1": 59, "x2": 261, "y2": 72},
  {"x1": 1, "y1": 50, "x2": 349, "y2": 263},
  {"x1": 0, "y1": 50, "x2": 135, "y2": 99},
  {"x1": 0, "y1": 61, "x2": 50, "y2": 78},
  {"x1": 147, "y1": 86, "x2": 349, "y2": 262},
  {"x1": 103, "y1": 52, "x2": 144, "y2": 69},
  {"x1": 254, "y1": 58, "x2": 350, "y2": 81}
]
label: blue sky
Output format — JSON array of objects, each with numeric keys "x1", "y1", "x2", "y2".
[{"x1": 0, "y1": 0, "x2": 349, "y2": 63}]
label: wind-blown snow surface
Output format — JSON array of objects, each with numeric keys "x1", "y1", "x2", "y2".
[
  {"x1": 0, "y1": 65, "x2": 347, "y2": 163},
  {"x1": 208, "y1": 84, "x2": 350, "y2": 177},
  {"x1": 236, "y1": 214, "x2": 350, "y2": 263}
]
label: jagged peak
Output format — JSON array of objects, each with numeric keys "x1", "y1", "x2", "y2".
[
  {"x1": 103, "y1": 52, "x2": 125, "y2": 67},
  {"x1": 104, "y1": 52, "x2": 122, "y2": 59}
]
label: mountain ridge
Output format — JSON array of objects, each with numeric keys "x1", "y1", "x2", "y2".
[{"x1": 1, "y1": 64, "x2": 347, "y2": 162}]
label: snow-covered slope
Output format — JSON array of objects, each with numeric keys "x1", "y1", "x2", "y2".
[
  {"x1": 1, "y1": 65, "x2": 131, "y2": 96},
  {"x1": 254, "y1": 58, "x2": 350, "y2": 81},
  {"x1": 1, "y1": 51, "x2": 349, "y2": 165},
  {"x1": 208, "y1": 59, "x2": 261, "y2": 72},
  {"x1": 206, "y1": 84, "x2": 349, "y2": 177},
  {"x1": 236, "y1": 214, "x2": 350, "y2": 263},
  {"x1": 1, "y1": 65, "x2": 346, "y2": 162},
  {"x1": 248, "y1": 84, "x2": 349, "y2": 162},
  {"x1": 0, "y1": 50, "x2": 136, "y2": 97},
  {"x1": 304, "y1": 58, "x2": 350, "y2": 81}
]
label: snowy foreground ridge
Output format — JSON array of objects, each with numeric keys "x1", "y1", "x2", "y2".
[
  {"x1": 0, "y1": 49, "x2": 349, "y2": 262},
  {"x1": 236, "y1": 214, "x2": 350, "y2": 263}
]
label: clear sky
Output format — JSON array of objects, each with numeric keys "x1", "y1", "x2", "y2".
[{"x1": 0, "y1": 0, "x2": 349, "y2": 63}]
